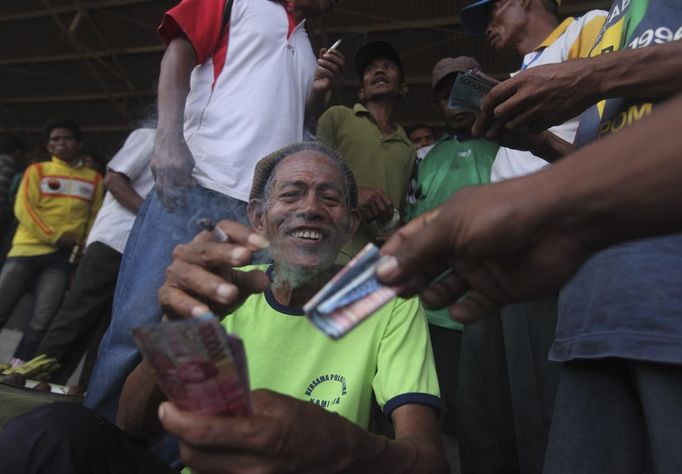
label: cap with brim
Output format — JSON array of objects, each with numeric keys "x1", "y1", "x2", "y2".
[
  {"x1": 354, "y1": 40, "x2": 404, "y2": 80},
  {"x1": 461, "y1": 0, "x2": 562, "y2": 37},
  {"x1": 431, "y1": 56, "x2": 482, "y2": 89},
  {"x1": 460, "y1": 0, "x2": 494, "y2": 36}
]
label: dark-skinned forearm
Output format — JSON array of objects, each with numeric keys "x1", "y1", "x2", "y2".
[
  {"x1": 584, "y1": 40, "x2": 682, "y2": 101},
  {"x1": 305, "y1": 89, "x2": 330, "y2": 133},
  {"x1": 156, "y1": 35, "x2": 196, "y2": 143},
  {"x1": 117, "y1": 361, "x2": 167, "y2": 443},
  {"x1": 529, "y1": 131, "x2": 575, "y2": 163},
  {"x1": 104, "y1": 170, "x2": 144, "y2": 213},
  {"x1": 528, "y1": 93, "x2": 682, "y2": 253}
]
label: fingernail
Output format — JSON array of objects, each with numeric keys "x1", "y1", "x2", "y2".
[
  {"x1": 191, "y1": 305, "x2": 210, "y2": 318},
  {"x1": 158, "y1": 403, "x2": 167, "y2": 420},
  {"x1": 248, "y1": 233, "x2": 270, "y2": 249},
  {"x1": 216, "y1": 284, "x2": 235, "y2": 302},
  {"x1": 231, "y1": 247, "x2": 249, "y2": 261},
  {"x1": 376, "y1": 255, "x2": 399, "y2": 278}
]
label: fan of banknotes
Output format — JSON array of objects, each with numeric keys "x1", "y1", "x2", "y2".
[
  {"x1": 304, "y1": 243, "x2": 398, "y2": 339},
  {"x1": 448, "y1": 68, "x2": 500, "y2": 112},
  {"x1": 132, "y1": 316, "x2": 251, "y2": 416}
]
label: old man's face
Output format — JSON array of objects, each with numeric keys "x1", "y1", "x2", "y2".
[{"x1": 251, "y1": 151, "x2": 358, "y2": 277}]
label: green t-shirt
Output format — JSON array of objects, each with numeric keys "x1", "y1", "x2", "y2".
[
  {"x1": 222, "y1": 265, "x2": 441, "y2": 429},
  {"x1": 407, "y1": 135, "x2": 498, "y2": 330},
  {"x1": 317, "y1": 104, "x2": 416, "y2": 263}
]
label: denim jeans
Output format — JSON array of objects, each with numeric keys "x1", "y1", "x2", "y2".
[
  {"x1": 0, "y1": 250, "x2": 71, "y2": 360},
  {"x1": 85, "y1": 187, "x2": 250, "y2": 424}
]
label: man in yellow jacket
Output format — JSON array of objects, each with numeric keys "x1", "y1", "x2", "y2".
[{"x1": 0, "y1": 120, "x2": 104, "y2": 365}]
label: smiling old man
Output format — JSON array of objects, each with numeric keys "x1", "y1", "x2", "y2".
[{"x1": 0, "y1": 141, "x2": 447, "y2": 474}]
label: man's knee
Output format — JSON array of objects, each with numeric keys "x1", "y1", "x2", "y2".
[{"x1": 2, "y1": 402, "x2": 100, "y2": 450}]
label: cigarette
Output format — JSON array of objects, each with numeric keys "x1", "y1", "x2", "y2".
[
  {"x1": 197, "y1": 218, "x2": 229, "y2": 243},
  {"x1": 328, "y1": 39, "x2": 342, "y2": 52}
]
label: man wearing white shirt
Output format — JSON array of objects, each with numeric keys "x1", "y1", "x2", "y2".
[
  {"x1": 34, "y1": 128, "x2": 156, "y2": 386},
  {"x1": 459, "y1": 1, "x2": 607, "y2": 472}
]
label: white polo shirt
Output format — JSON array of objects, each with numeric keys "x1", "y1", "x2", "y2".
[
  {"x1": 490, "y1": 10, "x2": 607, "y2": 182},
  {"x1": 159, "y1": 0, "x2": 316, "y2": 201},
  {"x1": 86, "y1": 128, "x2": 155, "y2": 254}
]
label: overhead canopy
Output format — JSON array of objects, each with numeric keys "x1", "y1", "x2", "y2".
[{"x1": 0, "y1": 0, "x2": 609, "y2": 157}]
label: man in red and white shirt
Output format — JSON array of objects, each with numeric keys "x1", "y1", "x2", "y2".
[{"x1": 85, "y1": 0, "x2": 345, "y2": 438}]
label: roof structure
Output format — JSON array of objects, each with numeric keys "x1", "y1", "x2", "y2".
[{"x1": 0, "y1": 0, "x2": 609, "y2": 158}]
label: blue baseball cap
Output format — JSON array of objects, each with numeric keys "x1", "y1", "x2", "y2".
[
  {"x1": 460, "y1": 0, "x2": 494, "y2": 37},
  {"x1": 461, "y1": 0, "x2": 561, "y2": 37}
]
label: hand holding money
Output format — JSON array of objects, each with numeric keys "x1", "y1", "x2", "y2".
[
  {"x1": 158, "y1": 220, "x2": 270, "y2": 320},
  {"x1": 159, "y1": 388, "x2": 370, "y2": 473},
  {"x1": 448, "y1": 68, "x2": 499, "y2": 113},
  {"x1": 305, "y1": 244, "x2": 399, "y2": 338},
  {"x1": 132, "y1": 317, "x2": 251, "y2": 417}
]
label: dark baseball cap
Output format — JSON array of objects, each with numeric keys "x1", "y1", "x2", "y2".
[
  {"x1": 431, "y1": 56, "x2": 481, "y2": 89},
  {"x1": 460, "y1": 0, "x2": 562, "y2": 36},
  {"x1": 354, "y1": 40, "x2": 404, "y2": 79}
]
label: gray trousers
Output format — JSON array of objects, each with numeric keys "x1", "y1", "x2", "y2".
[
  {"x1": 457, "y1": 313, "x2": 519, "y2": 474},
  {"x1": 544, "y1": 359, "x2": 682, "y2": 474},
  {"x1": 35, "y1": 242, "x2": 122, "y2": 384},
  {"x1": 500, "y1": 297, "x2": 561, "y2": 474},
  {"x1": 0, "y1": 251, "x2": 71, "y2": 360}
]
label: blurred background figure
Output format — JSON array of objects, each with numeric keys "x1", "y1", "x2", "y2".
[
  {"x1": 33, "y1": 128, "x2": 155, "y2": 389},
  {"x1": 406, "y1": 123, "x2": 436, "y2": 150},
  {"x1": 0, "y1": 120, "x2": 104, "y2": 367}
]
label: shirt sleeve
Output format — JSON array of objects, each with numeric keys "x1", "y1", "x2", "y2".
[
  {"x1": 14, "y1": 164, "x2": 59, "y2": 244},
  {"x1": 158, "y1": 0, "x2": 228, "y2": 64},
  {"x1": 372, "y1": 296, "x2": 441, "y2": 418},
  {"x1": 107, "y1": 128, "x2": 156, "y2": 181},
  {"x1": 566, "y1": 10, "x2": 608, "y2": 59}
]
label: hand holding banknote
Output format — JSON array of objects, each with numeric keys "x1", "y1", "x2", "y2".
[
  {"x1": 158, "y1": 220, "x2": 270, "y2": 320},
  {"x1": 376, "y1": 182, "x2": 590, "y2": 323},
  {"x1": 159, "y1": 389, "x2": 378, "y2": 474}
]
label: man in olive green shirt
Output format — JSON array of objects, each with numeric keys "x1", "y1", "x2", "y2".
[{"x1": 317, "y1": 41, "x2": 414, "y2": 263}]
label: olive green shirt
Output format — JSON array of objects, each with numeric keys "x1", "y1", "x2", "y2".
[{"x1": 317, "y1": 104, "x2": 415, "y2": 262}]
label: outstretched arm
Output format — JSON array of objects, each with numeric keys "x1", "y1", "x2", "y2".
[
  {"x1": 473, "y1": 39, "x2": 682, "y2": 137},
  {"x1": 378, "y1": 93, "x2": 682, "y2": 323}
]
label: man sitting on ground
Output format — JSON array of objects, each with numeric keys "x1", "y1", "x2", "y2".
[{"x1": 0, "y1": 141, "x2": 446, "y2": 474}]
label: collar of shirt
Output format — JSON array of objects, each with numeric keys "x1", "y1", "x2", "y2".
[
  {"x1": 440, "y1": 131, "x2": 474, "y2": 143},
  {"x1": 535, "y1": 17, "x2": 575, "y2": 51},
  {"x1": 51, "y1": 155, "x2": 81, "y2": 169},
  {"x1": 352, "y1": 103, "x2": 411, "y2": 146},
  {"x1": 519, "y1": 17, "x2": 575, "y2": 71}
]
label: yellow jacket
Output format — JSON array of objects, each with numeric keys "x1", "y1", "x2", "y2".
[{"x1": 10, "y1": 156, "x2": 104, "y2": 257}]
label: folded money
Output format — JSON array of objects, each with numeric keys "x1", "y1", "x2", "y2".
[
  {"x1": 132, "y1": 315, "x2": 251, "y2": 416},
  {"x1": 448, "y1": 68, "x2": 500, "y2": 113},
  {"x1": 304, "y1": 243, "x2": 397, "y2": 339}
]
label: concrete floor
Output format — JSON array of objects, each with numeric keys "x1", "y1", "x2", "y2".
[{"x1": 0, "y1": 294, "x2": 83, "y2": 386}]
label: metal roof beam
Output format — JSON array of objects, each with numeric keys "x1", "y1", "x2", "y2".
[
  {"x1": 0, "y1": 0, "x2": 162, "y2": 23},
  {"x1": 0, "y1": 45, "x2": 164, "y2": 66}
]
